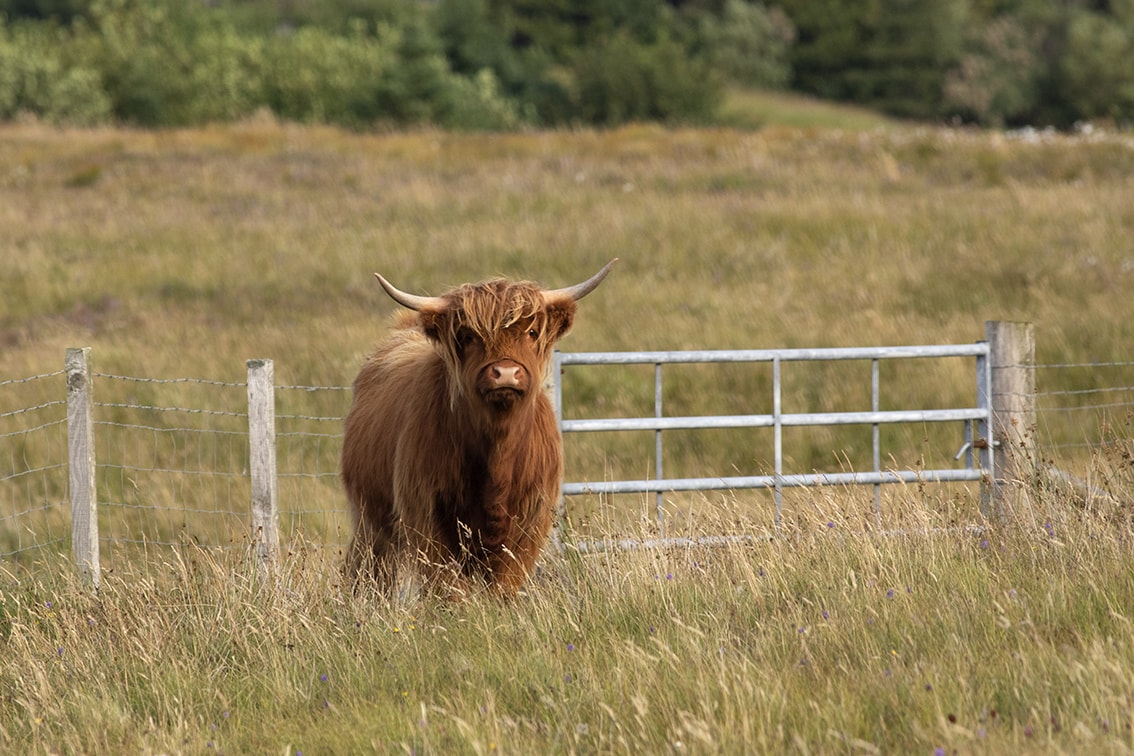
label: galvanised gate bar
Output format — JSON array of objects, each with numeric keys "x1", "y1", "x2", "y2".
[{"x1": 551, "y1": 342, "x2": 995, "y2": 532}]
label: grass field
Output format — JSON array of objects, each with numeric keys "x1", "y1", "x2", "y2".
[
  {"x1": 2, "y1": 95, "x2": 1134, "y2": 751},
  {"x1": 3, "y1": 500, "x2": 1133, "y2": 753}
]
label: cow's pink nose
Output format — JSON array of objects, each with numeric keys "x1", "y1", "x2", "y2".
[{"x1": 490, "y1": 364, "x2": 524, "y2": 389}]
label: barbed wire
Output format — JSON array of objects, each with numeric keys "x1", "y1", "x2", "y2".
[
  {"x1": 0, "y1": 371, "x2": 64, "y2": 387},
  {"x1": 279, "y1": 431, "x2": 343, "y2": 440},
  {"x1": 93, "y1": 372, "x2": 247, "y2": 388},
  {"x1": 0, "y1": 418, "x2": 67, "y2": 438},
  {"x1": 87, "y1": 375, "x2": 353, "y2": 391},
  {"x1": 1038, "y1": 401, "x2": 1134, "y2": 413},
  {"x1": 0, "y1": 502, "x2": 63, "y2": 520},
  {"x1": 278, "y1": 414, "x2": 344, "y2": 423},
  {"x1": 1037, "y1": 386, "x2": 1133, "y2": 398},
  {"x1": 100, "y1": 500, "x2": 247, "y2": 515},
  {"x1": 94, "y1": 402, "x2": 247, "y2": 419},
  {"x1": 279, "y1": 385, "x2": 351, "y2": 392},
  {"x1": 2, "y1": 463, "x2": 67, "y2": 483},
  {"x1": 98, "y1": 463, "x2": 247, "y2": 478},
  {"x1": 0, "y1": 401, "x2": 66, "y2": 420},
  {"x1": 95, "y1": 420, "x2": 247, "y2": 436},
  {"x1": 1036, "y1": 361, "x2": 1134, "y2": 369}
]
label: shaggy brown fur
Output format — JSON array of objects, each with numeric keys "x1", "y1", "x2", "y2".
[{"x1": 341, "y1": 274, "x2": 595, "y2": 597}]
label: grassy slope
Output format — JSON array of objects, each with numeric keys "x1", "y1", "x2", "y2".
[
  {"x1": 718, "y1": 86, "x2": 897, "y2": 130},
  {"x1": 2, "y1": 96, "x2": 1134, "y2": 752}
]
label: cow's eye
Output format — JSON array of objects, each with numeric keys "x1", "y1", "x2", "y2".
[
  {"x1": 527, "y1": 328, "x2": 539, "y2": 340},
  {"x1": 456, "y1": 328, "x2": 479, "y2": 350}
]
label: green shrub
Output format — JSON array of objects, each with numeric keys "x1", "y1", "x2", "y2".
[
  {"x1": 259, "y1": 24, "x2": 395, "y2": 126},
  {"x1": 0, "y1": 18, "x2": 110, "y2": 125},
  {"x1": 434, "y1": 67, "x2": 524, "y2": 131},
  {"x1": 80, "y1": 0, "x2": 265, "y2": 125},
  {"x1": 780, "y1": 0, "x2": 966, "y2": 120},
  {"x1": 943, "y1": 15, "x2": 1044, "y2": 127},
  {"x1": 0, "y1": 22, "x2": 25, "y2": 117},
  {"x1": 372, "y1": 18, "x2": 459, "y2": 125},
  {"x1": 696, "y1": 0, "x2": 795, "y2": 89},
  {"x1": 37, "y1": 66, "x2": 112, "y2": 125},
  {"x1": 1057, "y1": 9, "x2": 1134, "y2": 125},
  {"x1": 571, "y1": 31, "x2": 721, "y2": 126}
]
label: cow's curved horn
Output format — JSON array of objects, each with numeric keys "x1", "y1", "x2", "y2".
[
  {"x1": 374, "y1": 273, "x2": 445, "y2": 311},
  {"x1": 545, "y1": 258, "x2": 618, "y2": 302}
]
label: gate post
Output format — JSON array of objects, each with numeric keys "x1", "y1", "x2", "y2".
[
  {"x1": 986, "y1": 321, "x2": 1037, "y2": 523},
  {"x1": 247, "y1": 359, "x2": 279, "y2": 564},
  {"x1": 66, "y1": 347, "x2": 100, "y2": 589}
]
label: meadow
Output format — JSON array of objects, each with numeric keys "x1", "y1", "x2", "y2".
[
  {"x1": 2, "y1": 100, "x2": 1134, "y2": 752},
  {"x1": 3, "y1": 501, "x2": 1134, "y2": 753}
]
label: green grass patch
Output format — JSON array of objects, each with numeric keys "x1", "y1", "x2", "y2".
[{"x1": 718, "y1": 87, "x2": 897, "y2": 131}]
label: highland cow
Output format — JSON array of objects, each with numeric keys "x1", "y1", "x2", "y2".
[{"x1": 341, "y1": 260, "x2": 616, "y2": 597}]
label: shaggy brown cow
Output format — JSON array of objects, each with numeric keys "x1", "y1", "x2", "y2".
[{"x1": 341, "y1": 260, "x2": 616, "y2": 597}]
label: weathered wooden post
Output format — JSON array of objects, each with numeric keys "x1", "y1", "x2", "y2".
[
  {"x1": 986, "y1": 320, "x2": 1037, "y2": 523},
  {"x1": 247, "y1": 359, "x2": 279, "y2": 564},
  {"x1": 66, "y1": 347, "x2": 99, "y2": 589}
]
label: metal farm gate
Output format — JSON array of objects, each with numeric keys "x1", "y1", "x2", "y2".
[{"x1": 552, "y1": 342, "x2": 997, "y2": 532}]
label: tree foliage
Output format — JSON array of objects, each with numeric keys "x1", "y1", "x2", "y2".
[
  {"x1": 779, "y1": 0, "x2": 967, "y2": 120},
  {"x1": 1, "y1": 0, "x2": 1132, "y2": 128}
]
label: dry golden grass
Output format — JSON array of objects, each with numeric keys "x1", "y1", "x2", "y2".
[
  {"x1": 2, "y1": 494, "x2": 1134, "y2": 753},
  {"x1": 2, "y1": 114, "x2": 1134, "y2": 753},
  {"x1": 4, "y1": 117, "x2": 1133, "y2": 548}
]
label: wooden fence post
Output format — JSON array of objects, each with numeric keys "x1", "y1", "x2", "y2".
[
  {"x1": 247, "y1": 359, "x2": 279, "y2": 564},
  {"x1": 986, "y1": 320, "x2": 1037, "y2": 523},
  {"x1": 66, "y1": 347, "x2": 99, "y2": 589}
]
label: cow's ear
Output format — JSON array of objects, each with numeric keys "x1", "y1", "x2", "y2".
[
  {"x1": 544, "y1": 298, "x2": 577, "y2": 341},
  {"x1": 418, "y1": 308, "x2": 450, "y2": 344}
]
